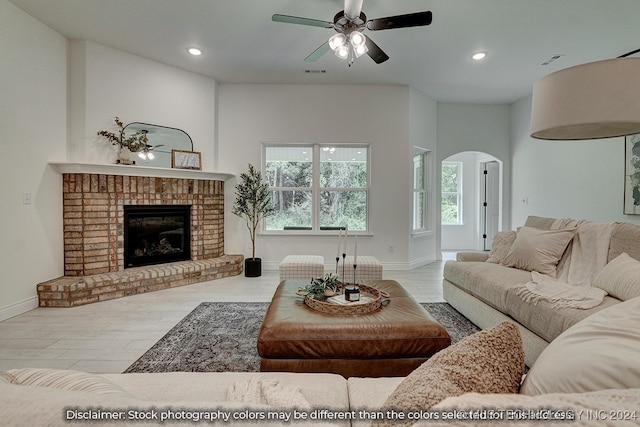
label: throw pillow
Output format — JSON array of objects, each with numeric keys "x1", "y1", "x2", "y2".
[
  {"x1": 592, "y1": 252, "x2": 640, "y2": 301},
  {"x1": 500, "y1": 226, "x2": 575, "y2": 277},
  {"x1": 3, "y1": 368, "x2": 133, "y2": 398},
  {"x1": 379, "y1": 322, "x2": 524, "y2": 421},
  {"x1": 520, "y1": 296, "x2": 640, "y2": 395},
  {"x1": 486, "y1": 230, "x2": 517, "y2": 264}
]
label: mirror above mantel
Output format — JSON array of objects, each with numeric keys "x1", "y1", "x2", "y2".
[{"x1": 123, "y1": 122, "x2": 193, "y2": 168}]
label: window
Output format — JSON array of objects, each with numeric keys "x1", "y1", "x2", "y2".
[
  {"x1": 412, "y1": 150, "x2": 430, "y2": 231},
  {"x1": 264, "y1": 144, "x2": 369, "y2": 232},
  {"x1": 441, "y1": 161, "x2": 462, "y2": 224}
]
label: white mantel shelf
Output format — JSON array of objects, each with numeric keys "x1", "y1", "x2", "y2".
[{"x1": 49, "y1": 162, "x2": 234, "y2": 181}]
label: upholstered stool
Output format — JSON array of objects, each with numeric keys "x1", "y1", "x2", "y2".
[
  {"x1": 279, "y1": 255, "x2": 325, "y2": 281},
  {"x1": 337, "y1": 255, "x2": 383, "y2": 282}
]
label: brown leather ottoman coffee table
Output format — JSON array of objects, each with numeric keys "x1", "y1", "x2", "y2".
[{"x1": 257, "y1": 279, "x2": 450, "y2": 378}]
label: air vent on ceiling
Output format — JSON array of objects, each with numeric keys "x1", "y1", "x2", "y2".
[
  {"x1": 305, "y1": 69, "x2": 327, "y2": 74},
  {"x1": 541, "y1": 54, "x2": 564, "y2": 66}
]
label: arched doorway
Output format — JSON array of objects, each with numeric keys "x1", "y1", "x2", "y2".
[{"x1": 441, "y1": 151, "x2": 503, "y2": 252}]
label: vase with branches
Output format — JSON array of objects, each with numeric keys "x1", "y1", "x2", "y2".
[
  {"x1": 97, "y1": 116, "x2": 152, "y2": 164},
  {"x1": 232, "y1": 163, "x2": 276, "y2": 277}
]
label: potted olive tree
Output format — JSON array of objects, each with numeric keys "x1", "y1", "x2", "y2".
[{"x1": 232, "y1": 163, "x2": 276, "y2": 277}]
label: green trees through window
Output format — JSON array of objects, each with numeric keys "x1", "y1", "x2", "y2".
[
  {"x1": 441, "y1": 161, "x2": 462, "y2": 224},
  {"x1": 265, "y1": 145, "x2": 369, "y2": 231}
]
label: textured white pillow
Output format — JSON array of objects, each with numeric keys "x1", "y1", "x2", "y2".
[
  {"x1": 520, "y1": 296, "x2": 640, "y2": 395},
  {"x1": 379, "y1": 322, "x2": 524, "y2": 415},
  {"x1": 592, "y1": 252, "x2": 640, "y2": 301},
  {"x1": 486, "y1": 230, "x2": 517, "y2": 264},
  {"x1": 501, "y1": 226, "x2": 575, "y2": 276}
]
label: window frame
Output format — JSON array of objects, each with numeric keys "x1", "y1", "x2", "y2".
[
  {"x1": 262, "y1": 143, "x2": 370, "y2": 234},
  {"x1": 412, "y1": 148, "x2": 431, "y2": 233},
  {"x1": 441, "y1": 161, "x2": 463, "y2": 225}
]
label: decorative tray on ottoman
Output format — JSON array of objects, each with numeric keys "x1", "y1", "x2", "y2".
[{"x1": 303, "y1": 283, "x2": 389, "y2": 315}]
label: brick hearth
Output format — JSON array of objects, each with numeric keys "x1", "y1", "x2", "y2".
[{"x1": 38, "y1": 164, "x2": 242, "y2": 307}]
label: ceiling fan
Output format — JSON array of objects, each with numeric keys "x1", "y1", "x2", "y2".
[{"x1": 272, "y1": 0, "x2": 433, "y2": 65}]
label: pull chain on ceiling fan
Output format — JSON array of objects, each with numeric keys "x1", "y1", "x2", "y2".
[{"x1": 272, "y1": 0, "x2": 433, "y2": 66}]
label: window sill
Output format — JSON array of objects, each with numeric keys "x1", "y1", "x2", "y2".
[
  {"x1": 412, "y1": 230, "x2": 434, "y2": 239},
  {"x1": 260, "y1": 231, "x2": 374, "y2": 238}
]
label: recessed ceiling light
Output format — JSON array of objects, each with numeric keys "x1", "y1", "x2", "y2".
[
  {"x1": 472, "y1": 52, "x2": 487, "y2": 61},
  {"x1": 187, "y1": 48, "x2": 202, "y2": 56}
]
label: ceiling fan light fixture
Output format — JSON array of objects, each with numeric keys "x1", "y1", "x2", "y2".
[
  {"x1": 335, "y1": 45, "x2": 350, "y2": 60},
  {"x1": 329, "y1": 33, "x2": 347, "y2": 51},
  {"x1": 349, "y1": 31, "x2": 366, "y2": 48},
  {"x1": 472, "y1": 52, "x2": 486, "y2": 61},
  {"x1": 354, "y1": 43, "x2": 368, "y2": 58}
]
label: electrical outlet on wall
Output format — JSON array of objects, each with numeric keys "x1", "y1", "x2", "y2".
[
  {"x1": 388, "y1": 245, "x2": 394, "y2": 253},
  {"x1": 23, "y1": 193, "x2": 32, "y2": 205}
]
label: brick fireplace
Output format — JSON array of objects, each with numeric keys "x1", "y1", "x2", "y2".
[{"x1": 37, "y1": 163, "x2": 243, "y2": 307}]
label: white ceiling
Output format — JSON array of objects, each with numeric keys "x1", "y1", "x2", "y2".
[{"x1": 9, "y1": 0, "x2": 640, "y2": 104}]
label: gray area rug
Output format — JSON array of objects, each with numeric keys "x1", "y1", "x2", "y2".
[{"x1": 124, "y1": 302, "x2": 480, "y2": 373}]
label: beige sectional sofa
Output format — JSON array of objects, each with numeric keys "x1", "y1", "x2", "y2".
[{"x1": 443, "y1": 215, "x2": 640, "y2": 366}]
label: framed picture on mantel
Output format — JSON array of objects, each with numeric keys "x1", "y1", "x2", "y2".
[{"x1": 171, "y1": 149, "x2": 202, "y2": 170}]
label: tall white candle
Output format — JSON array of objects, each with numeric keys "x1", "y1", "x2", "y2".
[
  {"x1": 354, "y1": 234, "x2": 358, "y2": 265},
  {"x1": 336, "y1": 228, "x2": 342, "y2": 258},
  {"x1": 343, "y1": 226, "x2": 348, "y2": 255}
]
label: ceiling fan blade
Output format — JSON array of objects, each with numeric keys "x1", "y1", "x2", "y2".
[
  {"x1": 366, "y1": 11, "x2": 433, "y2": 31},
  {"x1": 305, "y1": 42, "x2": 331, "y2": 62},
  {"x1": 365, "y1": 37, "x2": 389, "y2": 64},
  {"x1": 344, "y1": 0, "x2": 364, "y2": 20},
  {"x1": 272, "y1": 14, "x2": 334, "y2": 29}
]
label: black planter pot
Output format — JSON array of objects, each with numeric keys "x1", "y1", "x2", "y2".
[{"x1": 244, "y1": 257, "x2": 262, "y2": 277}]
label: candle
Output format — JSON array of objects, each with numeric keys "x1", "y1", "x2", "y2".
[
  {"x1": 343, "y1": 226, "x2": 348, "y2": 255},
  {"x1": 336, "y1": 228, "x2": 342, "y2": 258},
  {"x1": 354, "y1": 234, "x2": 358, "y2": 265}
]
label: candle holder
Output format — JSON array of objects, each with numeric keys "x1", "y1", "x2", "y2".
[
  {"x1": 353, "y1": 263, "x2": 358, "y2": 286},
  {"x1": 341, "y1": 253, "x2": 346, "y2": 283},
  {"x1": 335, "y1": 256, "x2": 340, "y2": 274}
]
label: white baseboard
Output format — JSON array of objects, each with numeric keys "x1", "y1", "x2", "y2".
[{"x1": 0, "y1": 296, "x2": 39, "y2": 322}]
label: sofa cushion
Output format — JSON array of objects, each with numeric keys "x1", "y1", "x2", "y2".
[
  {"x1": 429, "y1": 388, "x2": 640, "y2": 427},
  {"x1": 520, "y1": 296, "x2": 640, "y2": 396},
  {"x1": 609, "y1": 221, "x2": 640, "y2": 262},
  {"x1": 523, "y1": 215, "x2": 556, "y2": 230},
  {"x1": 504, "y1": 288, "x2": 620, "y2": 343},
  {"x1": 501, "y1": 226, "x2": 576, "y2": 277},
  {"x1": 0, "y1": 382, "x2": 279, "y2": 427},
  {"x1": 104, "y1": 372, "x2": 350, "y2": 410},
  {"x1": 443, "y1": 261, "x2": 532, "y2": 313},
  {"x1": 486, "y1": 230, "x2": 516, "y2": 264},
  {"x1": 379, "y1": 322, "x2": 524, "y2": 415},
  {"x1": 3, "y1": 368, "x2": 133, "y2": 399},
  {"x1": 593, "y1": 252, "x2": 640, "y2": 301},
  {"x1": 347, "y1": 377, "x2": 404, "y2": 413}
]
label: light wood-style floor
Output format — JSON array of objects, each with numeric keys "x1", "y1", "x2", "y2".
[{"x1": 0, "y1": 255, "x2": 454, "y2": 374}]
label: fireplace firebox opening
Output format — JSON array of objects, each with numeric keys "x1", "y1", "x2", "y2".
[{"x1": 124, "y1": 205, "x2": 191, "y2": 268}]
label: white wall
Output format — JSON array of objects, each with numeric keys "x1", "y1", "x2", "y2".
[
  {"x1": 511, "y1": 96, "x2": 636, "y2": 226},
  {"x1": 437, "y1": 103, "x2": 512, "y2": 234},
  {"x1": 218, "y1": 84, "x2": 438, "y2": 270},
  {"x1": 408, "y1": 88, "x2": 439, "y2": 266},
  {"x1": 0, "y1": 0, "x2": 67, "y2": 320},
  {"x1": 441, "y1": 152, "x2": 481, "y2": 250},
  {"x1": 69, "y1": 41, "x2": 218, "y2": 170}
]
